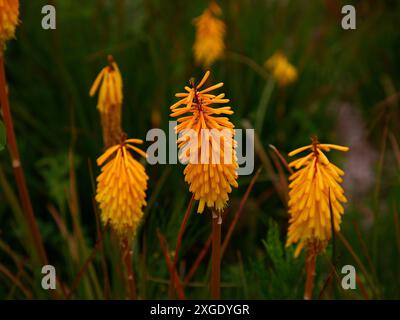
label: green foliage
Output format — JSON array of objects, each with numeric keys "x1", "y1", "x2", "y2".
[
  {"x1": 247, "y1": 220, "x2": 305, "y2": 299},
  {"x1": 36, "y1": 152, "x2": 80, "y2": 214}
]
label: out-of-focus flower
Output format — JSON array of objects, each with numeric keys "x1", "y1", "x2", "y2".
[
  {"x1": 0, "y1": 0, "x2": 19, "y2": 49},
  {"x1": 193, "y1": 2, "x2": 225, "y2": 68},
  {"x1": 265, "y1": 51, "x2": 298, "y2": 87},
  {"x1": 286, "y1": 137, "x2": 349, "y2": 257},
  {"x1": 95, "y1": 137, "x2": 148, "y2": 239},
  {"x1": 89, "y1": 55, "x2": 123, "y2": 147},
  {"x1": 170, "y1": 70, "x2": 238, "y2": 214}
]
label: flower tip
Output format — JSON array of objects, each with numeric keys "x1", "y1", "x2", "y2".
[
  {"x1": 288, "y1": 145, "x2": 312, "y2": 157},
  {"x1": 319, "y1": 144, "x2": 350, "y2": 152},
  {"x1": 126, "y1": 138, "x2": 144, "y2": 145},
  {"x1": 197, "y1": 199, "x2": 206, "y2": 213},
  {"x1": 107, "y1": 54, "x2": 114, "y2": 64}
]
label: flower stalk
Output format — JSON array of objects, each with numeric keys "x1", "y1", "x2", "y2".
[
  {"x1": 0, "y1": 55, "x2": 47, "y2": 266},
  {"x1": 121, "y1": 238, "x2": 137, "y2": 300},
  {"x1": 211, "y1": 209, "x2": 221, "y2": 299},
  {"x1": 173, "y1": 194, "x2": 195, "y2": 269},
  {"x1": 304, "y1": 248, "x2": 316, "y2": 300}
]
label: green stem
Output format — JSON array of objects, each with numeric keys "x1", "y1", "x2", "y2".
[{"x1": 255, "y1": 77, "x2": 275, "y2": 134}]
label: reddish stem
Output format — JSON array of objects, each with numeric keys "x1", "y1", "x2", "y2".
[
  {"x1": 184, "y1": 235, "x2": 212, "y2": 284},
  {"x1": 211, "y1": 211, "x2": 221, "y2": 299},
  {"x1": 221, "y1": 168, "x2": 261, "y2": 257},
  {"x1": 0, "y1": 55, "x2": 47, "y2": 266},
  {"x1": 304, "y1": 249, "x2": 316, "y2": 300},
  {"x1": 156, "y1": 229, "x2": 185, "y2": 299},
  {"x1": 173, "y1": 194, "x2": 194, "y2": 269},
  {"x1": 122, "y1": 238, "x2": 137, "y2": 300}
]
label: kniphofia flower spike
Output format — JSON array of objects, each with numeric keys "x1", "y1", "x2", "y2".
[
  {"x1": 0, "y1": 0, "x2": 19, "y2": 48},
  {"x1": 286, "y1": 137, "x2": 349, "y2": 257},
  {"x1": 89, "y1": 55, "x2": 123, "y2": 147},
  {"x1": 96, "y1": 137, "x2": 148, "y2": 239},
  {"x1": 170, "y1": 71, "x2": 238, "y2": 214},
  {"x1": 193, "y1": 1, "x2": 225, "y2": 67},
  {"x1": 265, "y1": 51, "x2": 298, "y2": 87}
]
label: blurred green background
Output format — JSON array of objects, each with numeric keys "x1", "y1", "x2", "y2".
[{"x1": 0, "y1": 0, "x2": 399, "y2": 299}]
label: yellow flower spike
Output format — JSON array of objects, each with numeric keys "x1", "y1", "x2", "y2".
[
  {"x1": 170, "y1": 71, "x2": 238, "y2": 214},
  {"x1": 90, "y1": 55, "x2": 123, "y2": 112},
  {"x1": 193, "y1": 1, "x2": 225, "y2": 68},
  {"x1": 90, "y1": 55, "x2": 123, "y2": 147},
  {"x1": 265, "y1": 51, "x2": 298, "y2": 87},
  {"x1": 0, "y1": 0, "x2": 19, "y2": 49},
  {"x1": 95, "y1": 137, "x2": 148, "y2": 239},
  {"x1": 286, "y1": 136, "x2": 349, "y2": 257}
]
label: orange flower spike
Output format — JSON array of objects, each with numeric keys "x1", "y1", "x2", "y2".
[
  {"x1": 0, "y1": 0, "x2": 19, "y2": 49},
  {"x1": 170, "y1": 71, "x2": 238, "y2": 214},
  {"x1": 193, "y1": 2, "x2": 226, "y2": 67}
]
